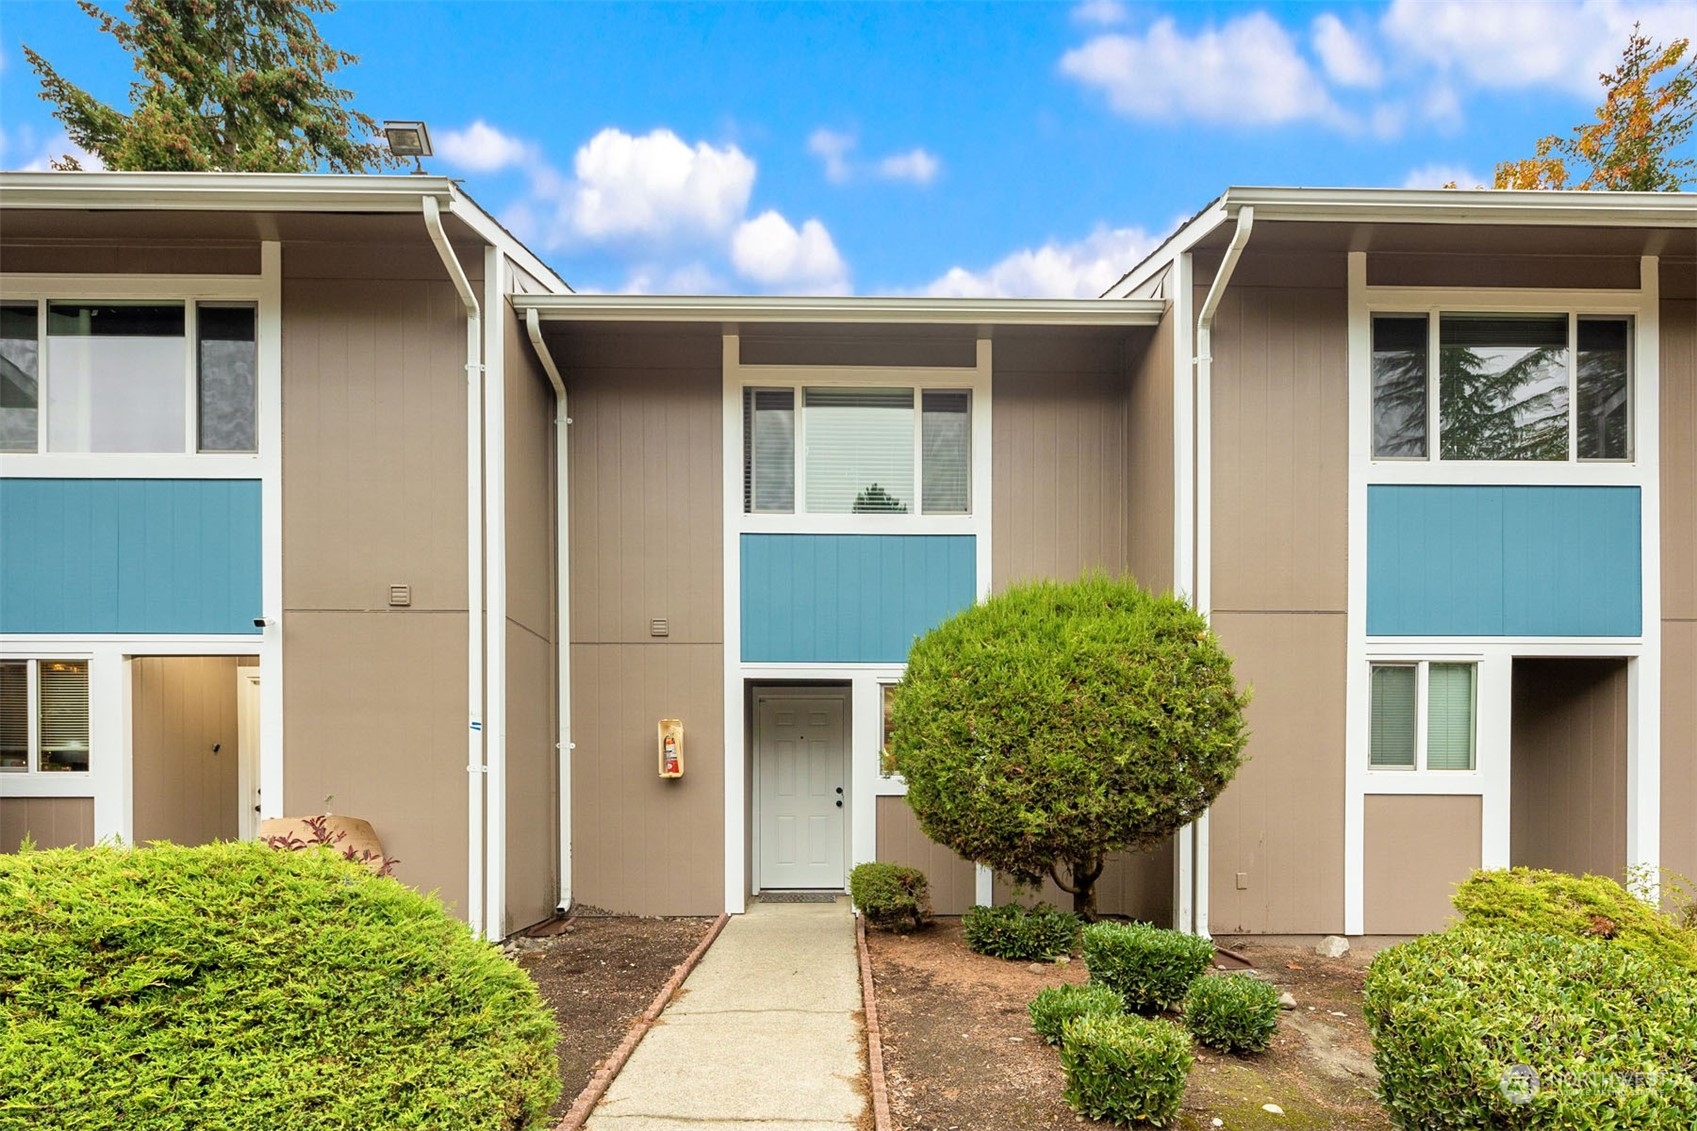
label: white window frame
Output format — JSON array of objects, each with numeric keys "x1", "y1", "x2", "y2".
[
  {"x1": 0, "y1": 273, "x2": 268, "y2": 478},
  {"x1": 1363, "y1": 286, "x2": 1650, "y2": 485},
  {"x1": 737, "y1": 362, "x2": 991, "y2": 536},
  {"x1": 0, "y1": 657, "x2": 91, "y2": 776},
  {"x1": 1366, "y1": 657, "x2": 1480, "y2": 774}
]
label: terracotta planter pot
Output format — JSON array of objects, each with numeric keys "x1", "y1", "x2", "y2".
[{"x1": 258, "y1": 814, "x2": 386, "y2": 871}]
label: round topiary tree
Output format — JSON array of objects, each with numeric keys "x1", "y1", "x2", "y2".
[{"x1": 886, "y1": 574, "x2": 1250, "y2": 919}]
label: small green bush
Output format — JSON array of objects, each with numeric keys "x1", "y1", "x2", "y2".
[
  {"x1": 1059, "y1": 1013, "x2": 1192, "y2": 1127},
  {"x1": 849, "y1": 861, "x2": 933, "y2": 932},
  {"x1": 1183, "y1": 972, "x2": 1279, "y2": 1053},
  {"x1": 1453, "y1": 867, "x2": 1697, "y2": 971},
  {"x1": 0, "y1": 841, "x2": 560, "y2": 1130},
  {"x1": 1364, "y1": 928, "x2": 1697, "y2": 1130},
  {"x1": 1082, "y1": 920, "x2": 1214, "y2": 1013},
  {"x1": 962, "y1": 902, "x2": 1082, "y2": 960},
  {"x1": 1028, "y1": 982, "x2": 1124, "y2": 1045}
]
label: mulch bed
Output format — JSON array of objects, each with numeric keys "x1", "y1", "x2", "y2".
[
  {"x1": 866, "y1": 921, "x2": 1392, "y2": 1131},
  {"x1": 510, "y1": 913, "x2": 716, "y2": 1121}
]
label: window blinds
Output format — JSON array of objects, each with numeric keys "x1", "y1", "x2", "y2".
[
  {"x1": 921, "y1": 390, "x2": 970, "y2": 513},
  {"x1": 1369, "y1": 665, "x2": 1416, "y2": 768},
  {"x1": 1426, "y1": 663, "x2": 1477, "y2": 770},
  {"x1": 804, "y1": 387, "x2": 915, "y2": 514},
  {"x1": 38, "y1": 661, "x2": 89, "y2": 772},
  {"x1": 0, "y1": 662, "x2": 25, "y2": 769}
]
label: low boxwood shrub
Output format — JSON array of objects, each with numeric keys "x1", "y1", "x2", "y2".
[
  {"x1": 1183, "y1": 971, "x2": 1279, "y2": 1053},
  {"x1": 962, "y1": 902, "x2": 1081, "y2": 960},
  {"x1": 1082, "y1": 920, "x2": 1214, "y2": 1013},
  {"x1": 849, "y1": 861, "x2": 932, "y2": 933},
  {"x1": 0, "y1": 841, "x2": 560, "y2": 1130},
  {"x1": 1059, "y1": 1012, "x2": 1192, "y2": 1127},
  {"x1": 1028, "y1": 982, "x2": 1124, "y2": 1045},
  {"x1": 1452, "y1": 867, "x2": 1697, "y2": 971},
  {"x1": 1363, "y1": 927, "x2": 1697, "y2": 1129}
]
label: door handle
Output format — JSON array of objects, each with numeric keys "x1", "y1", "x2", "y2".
[{"x1": 835, "y1": 786, "x2": 844, "y2": 808}]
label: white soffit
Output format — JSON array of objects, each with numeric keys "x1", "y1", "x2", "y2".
[{"x1": 512, "y1": 293, "x2": 1165, "y2": 326}]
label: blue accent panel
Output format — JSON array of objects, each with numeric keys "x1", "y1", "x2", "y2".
[
  {"x1": 1367, "y1": 485, "x2": 1641, "y2": 637},
  {"x1": 0, "y1": 479, "x2": 262, "y2": 635},
  {"x1": 742, "y1": 534, "x2": 976, "y2": 662}
]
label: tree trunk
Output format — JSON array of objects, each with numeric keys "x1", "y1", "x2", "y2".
[{"x1": 1052, "y1": 854, "x2": 1105, "y2": 921}]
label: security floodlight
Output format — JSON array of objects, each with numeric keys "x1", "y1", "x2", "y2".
[{"x1": 382, "y1": 121, "x2": 433, "y2": 173}]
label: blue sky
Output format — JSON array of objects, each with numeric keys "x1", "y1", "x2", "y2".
[{"x1": 2, "y1": 1, "x2": 1692, "y2": 295}]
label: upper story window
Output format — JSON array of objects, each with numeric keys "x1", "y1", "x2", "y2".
[
  {"x1": 0, "y1": 299, "x2": 256, "y2": 455},
  {"x1": 744, "y1": 386, "x2": 971, "y2": 516},
  {"x1": 1371, "y1": 312, "x2": 1631, "y2": 463}
]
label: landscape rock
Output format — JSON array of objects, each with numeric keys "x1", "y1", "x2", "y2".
[
  {"x1": 1278, "y1": 992, "x2": 1298, "y2": 1010},
  {"x1": 1315, "y1": 935, "x2": 1350, "y2": 958}
]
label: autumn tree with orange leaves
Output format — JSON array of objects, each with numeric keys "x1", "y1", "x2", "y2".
[{"x1": 1496, "y1": 26, "x2": 1694, "y2": 191}]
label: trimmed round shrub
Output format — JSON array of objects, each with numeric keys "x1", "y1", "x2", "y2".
[
  {"x1": 1059, "y1": 1013, "x2": 1192, "y2": 1127},
  {"x1": 1183, "y1": 971, "x2": 1279, "y2": 1053},
  {"x1": 886, "y1": 575, "x2": 1250, "y2": 918},
  {"x1": 963, "y1": 902, "x2": 1081, "y2": 960},
  {"x1": 1363, "y1": 928, "x2": 1697, "y2": 1129},
  {"x1": 1082, "y1": 920, "x2": 1214, "y2": 1013},
  {"x1": 1029, "y1": 982, "x2": 1124, "y2": 1045},
  {"x1": 850, "y1": 861, "x2": 933, "y2": 933},
  {"x1": 1452, "y1": 867, "x2": 1697, "y2": 971},
  {"x1": 0, "y1": 841, "x2": 560, "y2": 1130}
]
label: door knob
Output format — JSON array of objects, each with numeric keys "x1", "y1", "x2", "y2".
[{"x1": 836, "y1": 799, "x2": 843, "y2": 808}]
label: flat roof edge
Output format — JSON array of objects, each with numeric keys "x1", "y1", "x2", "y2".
[
  {"x1": 1222, "y1": 185, "x2": 1697, "y2": 227},
  {"x1": 512, "y1": 294, "x2": 1166, "y2": 327},
  {"x1": 0, "y1": 171, "x2": 460, "y2": 212}
]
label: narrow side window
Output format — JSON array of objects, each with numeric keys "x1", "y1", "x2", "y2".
[
  {"x1": 744, "y1": 388, "x2": 795, "y2": 513},
  {"x1": 0, "y1": 304, "x2": 39, "y2": 453},
  {"x1": 1576, "y1": 317, "x2": 1631, "y2": 461},
  {"x1": 1369, "y1": 664, "x2": 1417, "y2": 768},
  {"x1": 1371, "y1": 315, "x2": 1427, "y2": 458},
  {"x1": 198, "y1": 304, "x2": 257, "y2": 453}
]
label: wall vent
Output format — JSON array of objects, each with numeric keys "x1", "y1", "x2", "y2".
[
  {"x1": 650, "y1": 618, "x2": 669, "y2": 637},
  {"x1": 388, "y1": 584, "x2": 412, "y2": 607}
]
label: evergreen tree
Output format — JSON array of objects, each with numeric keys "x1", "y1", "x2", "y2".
[{"x1": 24, "y1": 0, "x2": 399, "y2": 173}]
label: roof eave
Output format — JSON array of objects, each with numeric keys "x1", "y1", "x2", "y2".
[
  {"x1": 512, "y1": 294, "x2": 1167, "y2": 327},
  {"x1": 1220, "y1": 185, "x2": 1697, "y2": 228}
]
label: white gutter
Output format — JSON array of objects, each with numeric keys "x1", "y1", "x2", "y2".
[
  {"x1": 482, "y1": 248, "x2": 508, "y2": 943},
  {"x1": 525, "y1": 308, "x2": 573, "y2": 915},
  {"x1": 1221, "y1": 185, "x2": 1697, "y2": 227},
  {"x1": 1185, "y1": 204, "x2": 1254, "y2": 940},
  {"x1": 513, "y1": 293, "x2": 1165, "y2": 326},
  {"x1": 423, "y1": 195, "x2": 486, "y2": 939}
]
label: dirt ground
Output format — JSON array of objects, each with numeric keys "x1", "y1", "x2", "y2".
[
  {"x1": 867, "y1": 922, "x2": 1391, "y2": 1131},
  {"x1": 511, "y1": 913, "x2": 715, "y2": 1120}
]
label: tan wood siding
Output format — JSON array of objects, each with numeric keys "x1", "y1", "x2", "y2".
[
  {"x1": 1664, "y1": 623, "x2": 1697, "y2": 890},
  {"x1": 131, "y1": 655, "x2": 247, "y2": 846},
  {"x1": 991, "y1": 335, "x2": 1131, "y2": 589},
  {"x1": 1368, "y1": 254, "x2": 1642, "y2": 290},
  {"x1": 1511, "y1": 659, "x2": 1628, "y2": 881},
  {"x1": 570, "y1": 643, "x2": 724, "y2": 915},
  {"x1": 1364, "y1": 794, "x2": 1479, "y2": 935},
  {"x1": 990, "y1": 845, "x2": 1174, "y2": 922},
  {"x1": 505, "y1": 302, "x2": 557, "y2": 640},
  {"x1": 1126, "y1": 310, "x2": 1175, "y2": 592},
  {"x1": 0, "y1": 241, "x2": 260, "y2": 275},
  {"x1": 557, "y1": 326, "x2": 724, "y2": 915},
  {"x1": 282, "y1": 611, "x2": 470, "y2": 913},
  {"x1": 875, "y1": 796, "x2": 976, "y2": 914},
  {"x1": 1208, "y1": 271, "x2": 1349, "y2": 615},
  {"x1": 506, "y1": 623, "x2": 557, "y2": 931},
  {"x1": 0, "y1": 797, "x2": 95, "y2": 852},
  {"x1": 1207, "y1": 611, "x2": 1347, "y2": 934}
]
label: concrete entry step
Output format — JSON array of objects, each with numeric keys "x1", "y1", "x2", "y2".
[{"x1": 586, "y1": 900, "x2": 865, "y2": 1129}]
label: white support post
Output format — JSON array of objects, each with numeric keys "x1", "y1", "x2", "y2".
[
  {"x1": 1629, "y1": 255, "x2": 1662, "y2": 903},
  {"x1": 722, "y1": 332, "x2": 747, "y2": 915},
  {"x1": 257, "y1": 240, "x2": 285, "y2": 823}
]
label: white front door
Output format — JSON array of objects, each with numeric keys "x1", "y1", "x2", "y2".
[{"x1": 757, "y1": 693, "x2": 847, "y2": 890}]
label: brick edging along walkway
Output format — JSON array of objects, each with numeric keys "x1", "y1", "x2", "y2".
[
  {"x1": 553, "y1": 913, "x2": 731, "y2": 1131},
  {"x1": 856, "y1": 915, "x2": 895, "y2": 1131}
]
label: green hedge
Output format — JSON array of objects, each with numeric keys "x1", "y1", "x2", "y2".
[
  {"x1": 1363, "y1": 928, "x2": 1697, "y2": 1129},
  {"x1": 1081, "y1": 920, "x2": 1213, "y2": 1013},
  {"x1": 1028, "y1": 982, "x2": 1123, "y2": 1046},
  {"x1": 0, "y1": 842, "x2": 560, "y2": 1130},
  {"x1": 1059, "y1": 1013, "x2": 1192, "y2": 1127},
  {"x1": 962, "y1": 903, "x2": 1081, "y2": 961},
  {"x1": 849, "y1": 862, "x2": 933, "y2": 933},
  {"x1": 1183, "y1": 972, "x2": 1279, "y2": 1053},
  {"x1": 1452, "y1": 867, "x2": 1697, "y2": 971}
]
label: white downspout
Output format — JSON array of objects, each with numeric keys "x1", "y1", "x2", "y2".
[
  {"x1": 1189, "y1": 204, "x2": 1254, "y2": 939},
  {"x1": 526, "y1": 308, "x2": 573, "y2": 914},
  {"x1": 424, "y1": 195, "x2": 486, "y2": 938},
  {"x1": 482, "y1": 247, "x2": 508, "y2": 943}
]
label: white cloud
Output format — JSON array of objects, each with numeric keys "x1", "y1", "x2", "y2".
[
  {"x1": 808, "y1": 128, "x2": 856, "y2": 184},
  {"x1": 731, "y1": 210, "x2": 850, "y2": 294},
  {"x1": 1381, "y1": 0, "x2": 1697, "y2": 96},
  {"x1": 0, "y1": 125, "x2": 103, "y2": 171},
  {"x1": 565, "y1": 127, "x2": 756, "y2": 244},
  {"x1": 436, "y1": 119, "x2": 533, "y2": 172},
  {"x1": 918, "y1": 225, "x2": 1156, "y2": 299},
  {"x1": 1071, "y1": 0, "x2": 1129, "y2": 26},
  {"x1": 1312, "y1": 13, "x2": 1382, "y2": 89},
  {"x1": 1060, "y1": 14, "x2": 1340, "y2": 126},
  {"x1": 1401, "y1": 163, "x2": 1485, "y2": 190},
  {"x1": 612, "y1": 262, "x2": 729, "y2": 295},
  {"x1": 876, "y1": 148, "x2": 940, "y2": 185}
]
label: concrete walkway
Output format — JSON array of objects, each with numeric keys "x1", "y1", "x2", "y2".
[{"x1": 586, "y1": 898, "x2": 866, "y2": 1131}]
